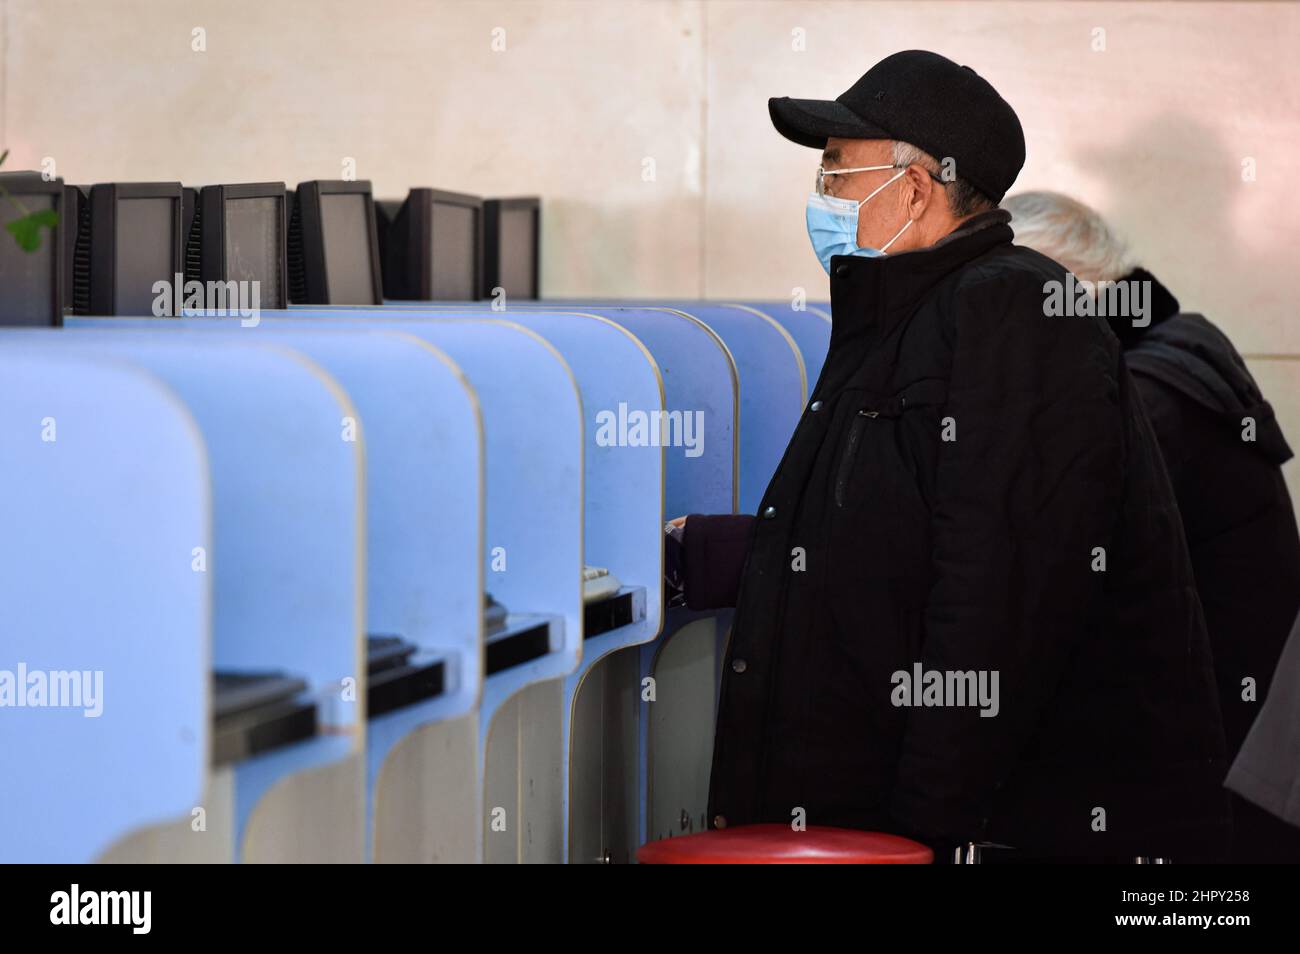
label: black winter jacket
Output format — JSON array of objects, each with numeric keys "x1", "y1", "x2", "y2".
[
  {"x1": 1119, "y1": 270, "x2": 1300, "y2": 861},
  {"x1": 690, "y1": 211, "x2": 1230, "y2": 859}
]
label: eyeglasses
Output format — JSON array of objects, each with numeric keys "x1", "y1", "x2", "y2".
[{"x1": 816, "y1": 163, "x2": 946, "y2": 198}]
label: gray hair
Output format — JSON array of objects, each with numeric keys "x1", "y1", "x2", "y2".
[
  {"x1": 891, "y1": 140, "x2": 995, "y2": 218},
  {"x1": 1001, "y1": 191, "x2": 1135, "y2": 284}
]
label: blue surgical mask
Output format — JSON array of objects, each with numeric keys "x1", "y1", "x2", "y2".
[{"x1": 805, "y1": 167, "x2": 913, "y2": 274}]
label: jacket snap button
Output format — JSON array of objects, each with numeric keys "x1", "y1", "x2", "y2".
[
  {"x1": 834, "y1": 264, "x2": 850, "y2": 278},
  {"x1": 731, "y1": 658, "x2": 748, "y2": 674},
  {"x1": 809, "y1": 400, "x2": 823, "y2": 412},
  {"x1": 713, "y1": 814, "x2": 728, "y2": 829},
  {"x1": 762, "y1": 506, "x2": 777, "y2": 519}
]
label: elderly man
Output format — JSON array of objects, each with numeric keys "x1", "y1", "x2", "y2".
[
  {"x1": 673, "y1": 50, "x2": 1229, "y2": 861},
  {"x1": 1004, "y1": 191, "x2": 1300, "y2": 862}
]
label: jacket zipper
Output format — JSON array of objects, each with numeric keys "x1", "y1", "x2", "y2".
[{"x1": 834, "y1": 409, "x2": 876, "y2": 507}]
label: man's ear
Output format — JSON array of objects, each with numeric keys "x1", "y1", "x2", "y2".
[{"x1": 903, "y1": 164, "x2": 936, "y2": 218}]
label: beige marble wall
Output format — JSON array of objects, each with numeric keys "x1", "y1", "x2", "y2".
[
  {"x1": 2, "y1": 0, "x2": 709, "y2": 298},
  {"x1": 3, "y1": 0, "x2": 1295, "y2": 491}
]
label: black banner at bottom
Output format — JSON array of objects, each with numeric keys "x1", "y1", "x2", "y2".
[{"x1": 1, "y1": 862, "x2": 1290, "y2": 939}]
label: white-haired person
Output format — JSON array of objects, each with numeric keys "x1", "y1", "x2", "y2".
[{"x1": 1004, "y1": 191, "x2": 1300, "y2": 862}]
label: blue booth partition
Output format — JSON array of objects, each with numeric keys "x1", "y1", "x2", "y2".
[
  {"x1": 589, "y1": 307, "x2": 748, "y2": 849},
  {"x1": 0, "y1": 347, "x2": 210, "y2": 863},
  {"x1": 515, "y1": 303, "x2": 807, "y2": 845},
  {"x1": 529, "y1": 308, "x2": 736, "y2": 850},
  {"x1": 262, "y1": 330, "x2": 484, "y2": 864},
  {"x1": 371, "y1": 310, "x2": 667, "y2": 863},
  {"x1": 257, "y1": 329, "x2": 483, "y2": 864},
  {"x1": 568, "y1": 308, "x2": 737, "y2": 518},
  {"x1": 71, "y1": 319, "x2": 487, "y2": 862},
  {"x1": 442, "y1": 298, "x2": 802, "y2": 510},
  {"x1": 50, "y1": 327, "x2": 366, "y2": 862},
  {"x1": 418, "y1": 310, "x2": 666, "y2": 864},
  {"x1": 736, "y1": 301, "x2": 832, "y2": 397},
  {"x1": 352, "y1": 302, "x2": 745, "y2": 853},
  {"x1": 465, "y1": 299, "x2": 804, "y2": 509},
  {"x1": 360, "y1": 303, "x2": 736, "y2": 516},
  {"x1": 653, "y1": 304, "x2": 805, "y2": 514},
  {"x1": 282, "y1": 313, "x2": 583, "y2": 864},
  {"x1": 523, "y1": 302, "x2": 808, "y2": 849}
]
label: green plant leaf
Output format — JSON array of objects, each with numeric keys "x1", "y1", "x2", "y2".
[{"x1": 4, "y1": 208, "x2": 59, "y2": 252}]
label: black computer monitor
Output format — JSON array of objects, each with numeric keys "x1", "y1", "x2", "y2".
[
  {"x1": 381, "y1": 188, "x2": 482, "y2": 301},
  {"x1": 0, "y1": 172, "x2": 64, "y2": 327},
  {"x1": 288, "y1": 180, "x2": 382, "y2": 305},
  {"x1": 190, "y1": 182, "x2": 288, "y2": 309},
  {"x1": 75, "y1": 182, "x2": 183, "y2": 316},
  {"x1": 483, "y1": 197, "x2": 540, "y2": 300}
]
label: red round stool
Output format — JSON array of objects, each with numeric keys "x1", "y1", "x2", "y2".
[{"x1": 636, "y1": 824, "x2": 933, "y2": 864}]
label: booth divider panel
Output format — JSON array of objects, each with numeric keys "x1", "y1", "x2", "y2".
[
  {"x1": 57, "y1": 327, "x2": 365, "y2": 861},
  {"x1": 342, "y1": 302, "x2": 737, "y2": 518},
  {"x1": 0, "y1": 346, "x2": 209, "y2": 863},
  {"x1": 663, "y1": 304, "x2": 804, "y2": 514},
  {"x1": 738, "y1": 301, "x2": 831, "y2": 398}
]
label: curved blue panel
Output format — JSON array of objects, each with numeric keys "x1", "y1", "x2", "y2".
[
  {"x1": 663, "y1": 304, "x2": 805, "y2": 514},
  {"x1": 51, "y1": 328, "x2": 364, "y2": 859},
  {"x1": 235, "y1": 328, "x2": 484, "y2": 861},
  {"x1": 345, "y1": 302, "x2": 738, "y2": 517},
  {"x1": 736, "y1": 301, "x2": 831, "y2": 396},
  {"x1": 0, "y1": 344, "x2": 210, "y2": 863},
  {"x1": 280, "y1": 314, "x2": 584, "y2": 721}
]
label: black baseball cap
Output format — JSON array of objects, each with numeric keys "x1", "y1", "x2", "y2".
[{"x1": 769, "y1": 50, "x2": 1026, "y2": 203}]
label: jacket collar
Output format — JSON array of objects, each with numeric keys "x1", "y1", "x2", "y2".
[
  {"x1": 1111, "y1": 267, "x2": 1180, "y2": 348},
  {"x1": 828, "y1": 209, "x2": 1014, "y2": 350}
]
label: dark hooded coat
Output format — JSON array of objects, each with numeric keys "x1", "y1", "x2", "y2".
[{"x1": 1119, "y1": 270, "x2": 1300, "y2": 861}]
